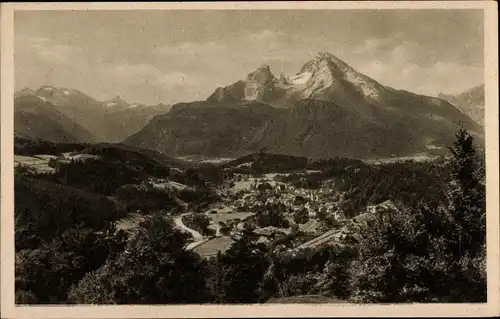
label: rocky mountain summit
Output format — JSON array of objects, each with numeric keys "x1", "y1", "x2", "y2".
[{"x1": 125, "y1": 52, "x2": 482, "y2": 159}]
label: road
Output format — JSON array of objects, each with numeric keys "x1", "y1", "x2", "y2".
[{"x1": 173, "y1": 215, "x2": 204, "y2": 241}]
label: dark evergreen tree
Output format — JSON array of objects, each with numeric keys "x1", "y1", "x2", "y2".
[{"x1": 213, "y1": 236, "x2": 270, "y2": 303}]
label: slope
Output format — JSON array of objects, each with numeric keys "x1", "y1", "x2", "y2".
[
  {"x1": 14, "y1": 95, "x2": 95, "y2": 143},
  {"x1": 125, "y1": 101, "x2": 283, "y2": 157},
  {"x1": 439, "y1": 84, "x2": 485, "y2": 127},
  {"x1": 18, "y1": 86, "x2": 171, "y2": 143}
]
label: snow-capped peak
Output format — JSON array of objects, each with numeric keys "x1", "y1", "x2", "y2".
[
  {"x1": 295, "y1": 52, "x2": 388, "y2": 102},
  {"x1": 103, "y1": 95, "x2": 135, "y2": 109},
  {"x1": 42, "y1": 86, "x2": 54, "y2": 92}
]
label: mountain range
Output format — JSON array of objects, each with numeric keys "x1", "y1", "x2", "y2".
[
  {"x1": 124, "y1": 52, "x2": 483, "y2": 159},
  {"x1": 14, "y1": 52, "x2": 484, "y2": 159},
  {"x1": 439, "y1": 84, "x2": 485, "y2": 127},
  {"x1": 14, "y1": 86, "x2": 171, "y2": 143}
]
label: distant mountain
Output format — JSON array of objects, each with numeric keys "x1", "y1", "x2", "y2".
[
  {"x1": 207, "y1": 52, "x2": 408, "y2": 109},
  {"x1": 125, "y1": 52, "x2": 482, "y2": 159},
  {"x1": 439, "y1": 84, "x2": 484, "y2": 127},
  {"x1": 14, "y1": 86, "x2": 171, "y2": 143},
  {"x1": 102, "y1": 95, "x2": 132, "y2": 111},
  {"x1": 14, "y1": 94, "x2": 95, "y2": 143},
  {"x1": 104, "y1": 103, "x2": 172, "y2": 142}
]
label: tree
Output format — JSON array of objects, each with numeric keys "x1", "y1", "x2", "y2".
[
  {"x1": 68, "y1": 215, "x2": 210, "y2": 304},
  {"x1": 253, "y1": 203, "x2": 289, "y2": 228},
  {"x1": 347, "y1": 207, "x2": 432, "y2": 302},
  {"x1": 346, "y1": 127, "x2": 486, "y2": 303},
  {"x1": 316, "y1": 245, "x2": 357, "y2": 299},
  {"x1": 208, "y1": 236, "x2": 270, "y2": 303},
  {"x1": 447, "y1": 125, "x2": 485, "y2": 259},
  {"x1": 293, "y1": 208, "x2": 309, "y2": 224},
  {"x1": 182, "y1": 213, "x2": 211, "y2": 236},
  {"x1": 16, "y1": 223, "x2": 127, "y2": 304}
]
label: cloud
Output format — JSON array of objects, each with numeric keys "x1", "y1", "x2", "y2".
[
  {"x1": 156, "y1": 41, "x2": 226, "y2": 59},
  {"x1": 352, "y1": 41, "x2": 483, "y2": 96},
  {"x1": 16, "y1": 35, "x2": 81, "y2": 65},
  {"x1": 243, "y1": 30, "x2": 285, "y2": 44},
  {"x1": 154, "y1": 30, "x2": 293, "y2": 65},
  {"x1": 15, "y1": 28, "x2": 484, "y2": 105},
  {"x1": 15, "y1": 34, "x2": 208, "y2": 103},
  {"x1": 104, "y1": 63, "x2": 195, "y2": 88}
]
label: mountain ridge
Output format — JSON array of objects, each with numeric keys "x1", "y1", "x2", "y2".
[
  {"x1": 14, "y1": 86, "x2": 172, "y2": 143},
  {"x1": 16, "y1": 52, "x2": 483, "y2": 159},
  {"x1": 124, "y1": 52, "x2": 482, "y2": 159}
]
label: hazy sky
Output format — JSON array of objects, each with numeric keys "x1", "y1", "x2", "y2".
[{"x1": 15, "y1": 9, "x2": 484, "y2": 105}]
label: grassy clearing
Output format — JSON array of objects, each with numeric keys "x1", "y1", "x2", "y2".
[
  {"x1": 192, "y1": 236, "x2": 235, "y2": 258},
  {"x1": 14, "y1": 155, "x2": 54, "y2": 173},
  {"x1": 207, "y1": 211, "x2": 255, "y2": 223}
]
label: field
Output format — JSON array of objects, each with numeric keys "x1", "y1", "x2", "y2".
[
  {"x1": 192, "y1": 236, "x2": 236, "y2": 258},
  {"x1": 14, "y1": 155, "x2": 55, "y2": 173},
  {"x1": 116, "y1": 214, "x2": 146, "y2": 233},
  {"x1": 363, "y1": 154, "x2": 441, "y2": 165},
  {"x1": 207, "y1": 211, "x2": 256, "y2": 223},
  {"x1": 299, "y1": 219, "x2": 320, "y2": 233},
  {"x1": 176, "y1": 156, "x2": 236, "y2": 164}
]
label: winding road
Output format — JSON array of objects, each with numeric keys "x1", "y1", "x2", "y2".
[{"x1": 173, "y1": 215, "x2": 204, "y2": 241}]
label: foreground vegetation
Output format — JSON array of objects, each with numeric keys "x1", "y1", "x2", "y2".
[{"x1": 15, "y1": 128, "x2": 486, "y2": 303}]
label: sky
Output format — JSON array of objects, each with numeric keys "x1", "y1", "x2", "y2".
[{"x1": 15, "y1": 9, "x2": 484, "y2": 105}]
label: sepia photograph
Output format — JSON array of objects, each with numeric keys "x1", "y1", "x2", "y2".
[{"x1": 1, "y1": 1, "x2": 499, "y2": 318}]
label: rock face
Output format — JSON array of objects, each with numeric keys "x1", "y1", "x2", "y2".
[
  {"x1": 207, "y1": 52, "x2": 393, "y2": 108},
  {"x1": 207, "y1": 64, "x2": 287, "y2": 104},
  {"x1": 439, "y1": 84, "x2": 485, "y2": 127},
  {"x1": 125, "y1": 52, "x2": 482, "y2": 159}
]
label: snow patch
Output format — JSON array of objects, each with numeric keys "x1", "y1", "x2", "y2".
[
  {"x1": 42, "y1": 87, "x2": 54, "y2": 92},
  {"x1": 236, "y1": 162, "x2": 252, "y2": 168},
  {"x1": 290, "y1": 72, "x2": 312, "y2": 85},
  {"x1": 38, "y1": 96, "x2": 48, "y2": 102},
  {"x1": 343, "y1": 68, "x2": 384, "y2": 101},
  {"x1": 106, "y1": 102, "x2": 117, "y2": 107},
  {"x1": 63, "y1": 90, "x2": 72, "y2": 95},
  {"x1": 431, "y1": 98, "x2": 442, "y2": 106},
  {"x1": 426, "y1": 144, "x2": 443, "y2": 150}
]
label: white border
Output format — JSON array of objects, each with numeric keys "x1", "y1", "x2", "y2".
[{"x1": 1, "y1": 2, "x2": 499, "y2": 318}]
